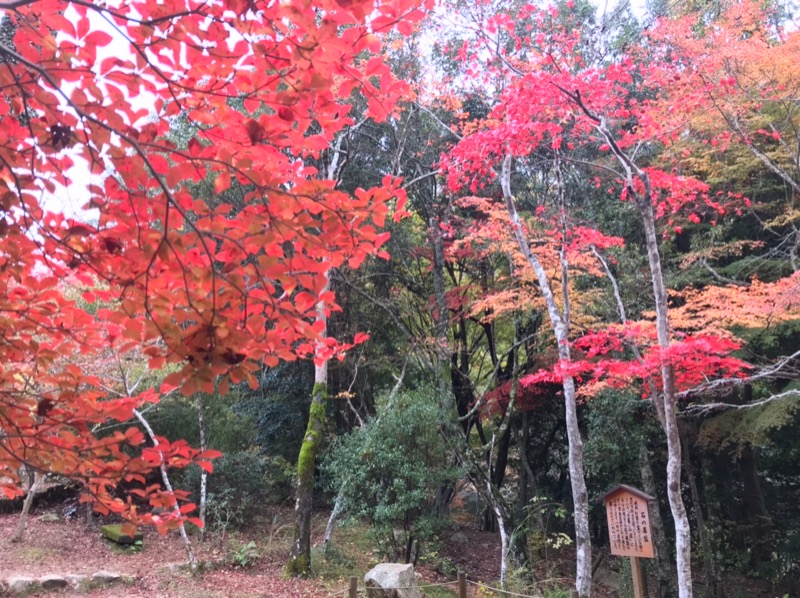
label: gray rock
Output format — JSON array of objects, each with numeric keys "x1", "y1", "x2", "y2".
[
  {"x1": 91, "y1": 570, "x2": 122, "y2": 584},
  {"x1": 449, "y1": 532, "x2": 468, "y2": 543},
  {"x1": 38, "y1": 513, "x2": 63, "y2": 523},
  {"x1": 40, "y1": 574, "x2": 68, "y2": 590},
  {"x1": 7, "y1": 576, "x2": 37, "y2": 595},
  {"x1": 364, "y1": 563, "x2": 422, "y2": 598},
  {"x1": 66, "y1": 574, "x2": 88, "y2": 589}
]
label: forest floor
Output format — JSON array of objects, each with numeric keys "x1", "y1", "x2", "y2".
[
  {"x1": 0, "y1": 500, "x2": 615, "y2": 598},
  {"x1": 1, "y1": 500, "x2": 780, "y2": 598}
]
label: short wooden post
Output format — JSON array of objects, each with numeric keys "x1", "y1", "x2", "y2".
[
  {"x1": 630, "y1": 556, "x2": 646, "y2": 598},
  {"x1": 349, "y1": 575, "x2": 358, "y2": 598},
  {"x1": 570, "y1": 590, "x2": 579, "y2": 598},
  {"x1": 458, "y1": 571, "x2": 466, "y2": 598}
]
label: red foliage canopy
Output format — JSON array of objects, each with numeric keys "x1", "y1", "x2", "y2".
[{"x1": 0, "y1": 0, "x2": 428, "y2": 526}]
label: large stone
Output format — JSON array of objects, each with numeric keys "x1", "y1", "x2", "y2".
[
  {"x1": 101, "y1": 523, "x2": 143, "y2": 545},
  {"x1": 364, "y1": 563, "x2": 422, "y2": 598},
  {"x1": 91, "y1": 570, "x2": 122, "y2": 584},
  {"x1": 7, "y1": 576, "x2": 37, "y2": 595},
  {"x1": 40, "y1": 575, "x2": 68, "y2": 590}
]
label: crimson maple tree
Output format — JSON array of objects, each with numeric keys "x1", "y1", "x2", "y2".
[
  {"x1": 436, "y1": 2, "x2": 774, "y2": 596},
  {"x1": 0, "y1": 0, "x2": 427, "y2": 530}
]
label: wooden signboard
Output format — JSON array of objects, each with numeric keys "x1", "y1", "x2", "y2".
[
  {"x1": 599, "y1": 484, "x2": 655, "y2": 598},
  {"x1": 601, "y1": 484, "x2": 655, "y2": 558}
]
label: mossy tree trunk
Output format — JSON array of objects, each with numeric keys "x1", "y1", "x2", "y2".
[
  {"x1": 286, "y1": 271, "x2": 330, "y2": 577},
  {"x1": 285, "y1": 382, "x2": 327, "y2": 577}
]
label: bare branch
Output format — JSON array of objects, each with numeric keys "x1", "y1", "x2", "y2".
[{"x1": 683, "y1": 388, "x2": 800, "y2": 417}]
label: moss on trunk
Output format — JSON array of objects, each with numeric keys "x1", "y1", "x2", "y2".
[{"x1": 285, "y1": 385, "x2": 327, "y2": 577}]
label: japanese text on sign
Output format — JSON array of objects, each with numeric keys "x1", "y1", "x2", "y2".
[{"x1": 604, "y1": 491, "x2": 654, "y2": 559}]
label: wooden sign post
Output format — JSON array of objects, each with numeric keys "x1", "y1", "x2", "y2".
[{"x1": 599, "y1": 484, "x2": 656, "y2": 598}]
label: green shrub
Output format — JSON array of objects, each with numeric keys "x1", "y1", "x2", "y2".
[{"x1": 322, "y1": 387, "x2": 461, "y2": 562}]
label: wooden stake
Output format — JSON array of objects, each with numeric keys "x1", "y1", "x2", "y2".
[
  {"x1": 630, "y1": 556, "x2": 646, "y2": 598},
  {"x1": 349, "y1": 576, "x2": 357, "y2": 598},
  {"x1": 458, "y1": 572, "x2": 466, "y2": 598}
]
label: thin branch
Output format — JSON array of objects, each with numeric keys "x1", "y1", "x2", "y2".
[{"x1": 683, "y1": 388, "x2": 800, "y2": 416}]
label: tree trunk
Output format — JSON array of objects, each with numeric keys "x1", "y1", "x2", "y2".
[
  {"x1": 638, "y1": 208, "x2": 691, "y2": 594},
  {"x1": 500, "y1": 154, "x2": 592, "y2": 598},
  {"x1": 738, "y1": 443, "x2": 772, "y2": 567},
  {"x1": 495, "y1": 497, "x2": 510, "y2": 589},
  {"x1": 11, "y1": 469, "x2": 44, "y2": 543},
  {"x1": 639, "y1": 444, "x2": 677, "y2": 598},
  {"x1": 286, "y1": 271, "x2": 330, "y2": 577},
  {"x1": 488, "y1": 489, "x2": 538, "y2": 595},
  {"x1": 134, "y1": 408, "x2": 197, "y2": 570},
  {"x1": 636, "y1": 194, "x2": 693, "y2": 598},
  {"x1": 583, "y1": 105, "x2": 694, "y2": 597},
  {"x1": 286, "y1": 380, "x2": 326, "y2": 577},
  {"x1": 322, "y1": 489, "x2": 344, "y2": 557},
  {"x1": 197, "y1": 393, "x2": 207, "y2": 542}
]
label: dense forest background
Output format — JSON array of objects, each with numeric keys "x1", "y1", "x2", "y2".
[
  {"x1": 146, "y1": 1, "x2": 800, "y2": 595},
  {"x1": 1, "y1": 0, "x2": 799, "y2": 596}
]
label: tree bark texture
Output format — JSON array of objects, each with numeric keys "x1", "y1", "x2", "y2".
[
  {"x1": 578, "y1": 102, "x2": 695, "y2": 597},
  {"x1": 286, "y1": 381, "x2": 326, "y2": 577}
]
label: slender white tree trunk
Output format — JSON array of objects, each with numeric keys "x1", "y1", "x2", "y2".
[
  {"x1": 493, "y1": 493, "x2": 509, "y2": 589},
  {"x1": 574, "y1": 101, "x2": 695, "y2": 597},
  {"x1": 500, "y1": 154, "x2": 592, "y2": 598},
  {"x1": 134, "y1": 408, "x2": 197, "y2": 570},
  {"x1": 637, "y1": 196, "x2": 693, "y2": 598},
  {"x1": 11, "y1": 469, "x2": 44, "y2": 543},
  {"x1": 593, "y1": 245, "x2": 676, "y2": 597},
  {"x1": 322, "y1": 489, "x2": 344, "y2": 556},
  {"x1": 197, "y1": 393, "x2": 207, "y2": 542}
]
